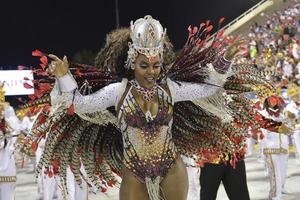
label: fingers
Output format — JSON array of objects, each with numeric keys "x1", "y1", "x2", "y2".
[
  {"x1": 47, "y1": 54, "x2": 68, "y2": 67},
  {"x1": 48, "y1": 54, "x2": 62, "y2": 62},
  {"x1": 63, "y1": 55, "x2": 68, "y2": 64},
  {"x1": 48, "y1": 54, "x2": 68, "y2": 64},
  {"x1": 47, "y1": 61, "x2": 56, "y2": 74},
  {"x1": 46, "y1": 54, "x2": 69, "y2": 77}
]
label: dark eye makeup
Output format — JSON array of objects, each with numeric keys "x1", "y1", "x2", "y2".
[
  {"x1": 154, "y1": 63, "x2": 162, "y2": 68},
  {"x1": 137, "y1": 61, "x2": 162, "y2": 69}
]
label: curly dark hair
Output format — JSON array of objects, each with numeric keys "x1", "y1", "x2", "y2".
[{"x1": 94, "y1": 27, "x2": 176, "y2": 80}]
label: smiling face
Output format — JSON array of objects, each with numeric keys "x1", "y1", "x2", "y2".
[{"x1": 134, "y1": 54, "x2": 162, "y2": 88}]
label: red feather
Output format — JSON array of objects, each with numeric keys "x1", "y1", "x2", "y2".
[
  {"x1": 216, "y1": 29, "x2": 225, "y2": 39},
  {"x1": 236, "y1": 122, "x2": 243, "y2": 128},
  {"x1": 38, "y1": 114, "x2": 46, "y2": 124},
  {"x1": 278, "y1": 97, "x2": 285, "y2": 107},
  {"x1": 38, "y1": 83, "x2": 51, "y2": 94},
  {"x1": 40, "y1": 56, "x2": 48, "y2": 64},
  {"x1": 107, "y1": 180, "x2": 116, "y2": 187},
  {"x1": 31, "y1": 140, "x2": 38, "y2": 152},
  {"x1": 28, "y1": 94, "x2": 36, "y2": 101},
  {"x1": 206, "y1": 25, "x2": 213, "y2": 32},
  {"x1": 206, "y1": 33, "x2": 211, "y2": 39},
  {"x1": 23, "y1": 82, "x2": 34, "y2": 89},
  {"x1": 67, "y1": 104, "x2": 75, "y2": 115},
  {"x1": 75, "y1": 68, "x2": 83, "y2": 76},
  {"x1": 206, "y1": 20, "x2": 210, "y2": 26},
  {"x1": 48, "y1": 171, "x2": 54, "y2": 178},
  {"x1": 40, "y1": 63, "x2": 47, "y2": 70},
  {"x1": 253, "y1": 113, "x2": 262, "y2": 122},
  {"x1": 192, "y1": 26, "x2": 198, "y2": 34},
  {"x1": 196, "y1": 159, "x2": 205, "y2": 167},
  {"x1": 51, "y1": 159, "x2": 61, "y2": 174},
  {"x1": 100, "y1": 186, "x2": 107, "y2": 193},
  {"x1": 34, "y1": 89, "x2": 44, "y2": 98},
  {"x1": 259, "y1": 132, "x2": 264, "y2": 140},
  {"x1": 268, "y1": 96, "x2": 278, "y2": 107},
  {"x1": 24, "y1": 139, "x2": 30, "y2": 145},
  {"x1": 32, "y1": 49, "x2": 45, "y2": 57},
  {"x1": 96, "y1": 155, "x2": 103, "y2": 164},
  {"x1": 50, "y1": 123, "x2": 59, "y2": 131},
  {"x1": 230, "y1": 158, "x2": 237, "y2": 168},
  {"x1": 219, "y1": 17, "x2": 225, "y2": 24},
  {"x1": 253, "y1": 101, "x2": 261, "y2": 110}
]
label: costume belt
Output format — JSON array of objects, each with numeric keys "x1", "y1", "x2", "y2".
[
  {"x1": 263, "y1": 147, "x2": 288, "y2": 154},
  {"x1": 0, "y1": 176, "x2": 17, "y2": 183}
]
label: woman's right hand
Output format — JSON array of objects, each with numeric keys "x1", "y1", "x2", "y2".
[{"x1": 48, "y1": 54, "x2": 69, "y2": 78}]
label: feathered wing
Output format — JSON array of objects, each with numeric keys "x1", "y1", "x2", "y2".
[
  {"x1": 20, "y1": 63, "x2": 124, "y2": 191},
  {"x1": 166, "y1": 22, "x2": 277, "y2": 164},
  {"x1": 20, "y1": 20, "x2": 277, "y2": 192}
]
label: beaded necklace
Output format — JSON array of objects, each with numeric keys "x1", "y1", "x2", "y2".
[{"x1": 130, "y1": 79, "x2": 158, "y2": 102}]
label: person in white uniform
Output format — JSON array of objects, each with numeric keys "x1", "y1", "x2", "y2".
[
  {"x1": 35, "y1": 137, "x2": 60, "y2": 200},
  {"x1": 0, "y1": 101, "x2": 21, "y2": 200},
  {"x1": 56, "y1": 164, "x2": 89, "y2": 200},
  {"x1": 20, "y1": 113, "x2": 32, "y2": 136},
  {"x1": 259, "y1": 95, "x2": 293, "y2": 200},
  {"x1": 246, "y1": 128, "x2": 256, "y2": 157},
  {"x1": 181, "y1": 156, "x2": 200, "y2": 200},
  {"x1": 36, "y1": 137, "x2": 89, "y2": 200},
  {"x1": 284, "y1": 84, "x2": 300, "y2": 165}
]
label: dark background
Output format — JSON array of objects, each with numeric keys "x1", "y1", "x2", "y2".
[
  {"x1": 0, "y1": 0, "x2": 260, "y2": 68},
  {"x1": 0, "y1": 0, "x2": 260, "y2": 106}
]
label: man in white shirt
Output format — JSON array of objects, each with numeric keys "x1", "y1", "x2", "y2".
[{"x1": 259, "y1": 95, "x2": 292, "y2": 200}]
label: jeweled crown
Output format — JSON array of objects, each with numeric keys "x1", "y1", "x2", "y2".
[{"x1": 125, "y1": 15, "x2": 166, "y2": 69}]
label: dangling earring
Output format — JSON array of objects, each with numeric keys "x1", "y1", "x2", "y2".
[{"x1": 131, "y1": 63, "x2": 135, "y2": 70}]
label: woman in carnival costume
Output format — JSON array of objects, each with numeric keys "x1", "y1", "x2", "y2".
[{"x1": 22, "y1": 15, "x2": 277, "y2": 200}]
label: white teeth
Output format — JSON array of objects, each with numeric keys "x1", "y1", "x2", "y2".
[{"x1": 146, "y1": 77, "x2": 154, "y2": 81}]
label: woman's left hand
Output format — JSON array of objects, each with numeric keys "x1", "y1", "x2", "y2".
[{"x1": 224, "y1": 39, "x2": 247, "y2": 61}]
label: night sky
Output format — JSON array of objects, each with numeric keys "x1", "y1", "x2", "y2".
[{"x1": 1, "y1": 0, "x2": 260, "y2": 69}]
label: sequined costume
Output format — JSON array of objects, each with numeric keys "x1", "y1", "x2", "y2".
[
  {"x1": 119, "y1": 83, "x2": 175, "y2": 182},
  {"x1": 50, "y1": 62, "x2": 228, "y2": 192}
]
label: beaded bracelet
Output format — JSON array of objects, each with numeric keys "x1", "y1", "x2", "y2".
[{"x1": 213, "y1": 55, "x2": 231, "y2": 74}]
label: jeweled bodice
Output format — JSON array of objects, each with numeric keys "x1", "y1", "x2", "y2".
[{"x1": 118, "y1": 84, "x2": 176, "y2": 181}]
